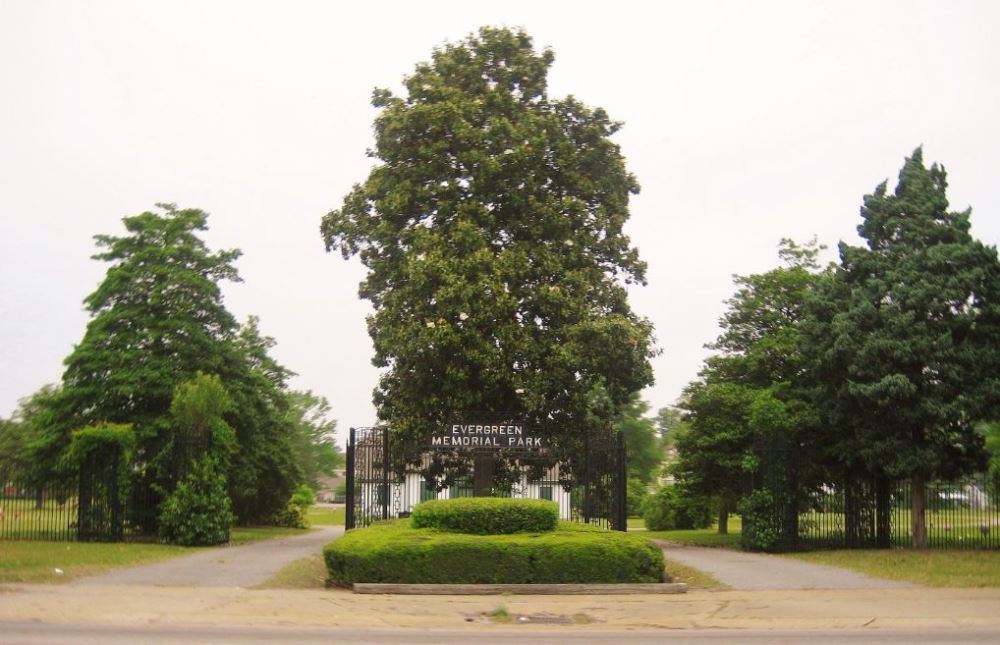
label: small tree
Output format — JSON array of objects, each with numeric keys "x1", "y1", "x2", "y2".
[{"x1": 158, "y1": 455, "x2": 234, "y2": 546}]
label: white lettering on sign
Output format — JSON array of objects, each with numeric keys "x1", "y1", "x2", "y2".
[{"x1": 430, "y1": 421, "x2": 542, "y2": 450}]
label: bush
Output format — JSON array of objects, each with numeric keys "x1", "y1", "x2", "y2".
[
  {"x1": 738, "y1": 488, "x2": 786, "y2": 552},
  {"x1": 642, "y1": 485, "x2": 712, "y2": 531},
  {"x1": 272, "y1": 484, "x2": 315, "y2": 529},
  {"x1": 410, "y1": 497, "x2": 558, "y2": 534},
  {"x1": 324, "y1": 520, "x2": 664, "y2": 585},
  {"x1": 158, "y1": 456, "x2": 234, "y2": 546}
]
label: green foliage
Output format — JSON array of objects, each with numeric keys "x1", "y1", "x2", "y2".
[
  {"x1": 285, "y1": 390, "x2": 343, "y2": 490},
  {"x1": 320, "y1": 26, "x2": 654, "y2": 463},
  {"x1": 41, "y1": 205, "x2": 302, "y2": 527},
  {"x1": 270, "y1": 484, "x2": 317, "y2": 529},
  {"x1": 57, "y1": 205, "x2": 243, "y2": 480},
  {"x1": 626, "y1": 477, "x2": 649, "y2": 517},
  {"x1": 801, "y1": 149, "x2": 1000, "y2": 546},
  {"x1": 64, "y1": 422, "x2": 135, "y2": 466},
  {"x1": 170, "y1": 373, "x2": 235, "y2": 459},
  {"x1": 614, "y1": 395, "x2": 661, "y2": 484},
  {"x1": 410, "y1": 497, "x2": 558, "y2": 534},
  {"x1": 642, "y1": 485, "x2": 712, "y2": 531},
  {"x1": 0, "y1": 416, "x2": 28, "y2": 473},
  {"x1": 324, "y1": 520, "x2": 664, "y2": 585},
  {"x1": 675, "y1": 238, "x2": 828, "y2": 540},
  {"x1": 272, "y1": 504, "x2": 308, "y2": 529},
  {"x1": 158, "y1": 456, "x2": 234, "y2": 546},
  {"x1": 738, "y1": 489, "x2": 784, "y2": 552},
  {"x1": 982, "y1": 422, "x2": 1000, "y2": 492},
  {"x1": 225, "y1": 316, "x2": 304, "y2": 524}
]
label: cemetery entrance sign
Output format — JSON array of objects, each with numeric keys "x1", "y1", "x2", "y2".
[{"x1": 429, "y1": 421, "x2": 546, "y2": 450}]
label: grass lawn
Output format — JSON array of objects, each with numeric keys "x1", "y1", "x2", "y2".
[
  {"x1": 256, "y1": 553, "x2": 328, "y2": 589},
  {"x1": 663, "y1": 557, "x2": 728, "y2": 590},
  {"x1": 639, "y1": 516, "x2": 743, "y2": 549},
  {"x1": 0, "y1": 541, "x2": 191, "y2": 584},
  {"x1": 1, "y1": 526, "x2": 314, "y2": 584},
  {"x1": 228, "y1": 526, "x2": 313, "y2": 545},
  {"x1": 306, "y1": 506, "x2": 345, "y2": 526},
  {"x1": 786, "y1": 549, "x2": 1000, "y2": 587}
]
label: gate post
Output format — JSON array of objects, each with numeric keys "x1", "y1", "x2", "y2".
[
  {"x1": 382, "y1": 426, "x2": 390, "y2": 521},
  {"x1": 615, "y1": 432, "x2": 627, "y2": 532},
  {"x1": 346, "y1": 427, "x2": 356, "y2": 530}
]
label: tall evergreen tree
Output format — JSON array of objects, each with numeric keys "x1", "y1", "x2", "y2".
[
  {"x1": 47, "y1": 204, "x2": 242, "y2": 485},
  {"x1": 806, "y1": 149, "x2": 1000, "y2": 547},
  {"x1": 43, "y1": 204, "x2": 300, "y2": 523},
  {"x1": 321, "y1": 28, "x2": 655, "y2": 473}
]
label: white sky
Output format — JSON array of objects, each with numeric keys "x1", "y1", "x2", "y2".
[{"x1": 2, "y1": 1, "x2": 998, "y2": 443}]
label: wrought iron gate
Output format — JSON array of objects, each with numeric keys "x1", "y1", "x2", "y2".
[{"x1": 345, "y1": 426, "x2": 627, "y2": 531}]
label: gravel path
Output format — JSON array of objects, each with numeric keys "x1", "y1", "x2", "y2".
[
  {"x1": 658, "y1": 541, "x2": 917, "y2": 590},
  {"x1": 75, "y1": 525, "x2": 343, "y2": 588}
]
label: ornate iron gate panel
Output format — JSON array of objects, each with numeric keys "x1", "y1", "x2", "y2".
[{"x1": 345, "y1": 426, "x2": 627, "y2": 531}]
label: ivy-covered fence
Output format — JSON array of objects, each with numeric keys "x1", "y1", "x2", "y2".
[{"x1": 0, "y1": 424, "x2": 156, "y2": 542}]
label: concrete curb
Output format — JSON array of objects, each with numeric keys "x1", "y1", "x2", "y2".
[{"x1": 352, "y1": 582, "x2": 688, "y2": 594}]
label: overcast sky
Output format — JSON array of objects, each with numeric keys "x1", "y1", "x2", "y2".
[{"x1": 2, "y1": 1, "x2": 998, "y2": 442}]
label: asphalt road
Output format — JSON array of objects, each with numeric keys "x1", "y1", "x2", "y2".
[{"x1": 4, "y1": 621, "x2": 1000, "y2": 644}]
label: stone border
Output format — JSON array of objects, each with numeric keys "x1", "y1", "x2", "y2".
[{"x1": 352, "y1": 583, "x2": 688, "y2": 595}]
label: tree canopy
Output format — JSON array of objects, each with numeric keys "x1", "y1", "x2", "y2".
[
  {"x1": 803, "y1": 148, "x2": 1000, "y2": 546},
  {"x1": 37, "y1": 204, "x2": 303, "y2": 524},
  {"x1": 321, "y1": 27, "x2": 655, "y2": 456}
]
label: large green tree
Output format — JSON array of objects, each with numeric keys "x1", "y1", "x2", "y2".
[
  {"x1": 43, "y1": 204, "x2": 300, "y2": 523},
  {"x1": 676, "y1": 240, "x2": 826, "y2": 536},
  {"x1": 804, "y1": 149, "x2": 1000, "y2": 547},
  {"x1": 285, "y1": 390, "x2": 343, "y2": 491},
  {"x1": 321, "y1": 28, "x2": 655, "y2": 474}
]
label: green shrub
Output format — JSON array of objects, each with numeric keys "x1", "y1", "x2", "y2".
[
  {"x1": 272, "y1": 484, "x2": 316, "y2": 529},
  {"x1": 642, "y1": 485, "x2": 712, "y2": 531},
  {"x1": 158, "y1": 456, "x2": 234, "y2": 546},
  {"x1": 738, "y1": 488, "x2": 785, "y2": 552},
  {"x1": 410, "y1": 497, "x2": 558, "y2": 534},
  {"x1": 324, "y1": 520, "x2": 664, "y2": 585}
]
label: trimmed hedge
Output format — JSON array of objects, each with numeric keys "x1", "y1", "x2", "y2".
[
  {"x1": 410, "y1": 497, "x2": 558, "y2": 534},
  {"x1": 324, "y1": 520, "x2": 664, "y2": 585}
]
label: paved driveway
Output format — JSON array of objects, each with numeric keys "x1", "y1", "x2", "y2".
[
  {"x1": 658, "y1": 541, "x2": 916, "y2": 590},
  {"x1": 75, "y1": 525, "x2": 343, "y2": 588}
]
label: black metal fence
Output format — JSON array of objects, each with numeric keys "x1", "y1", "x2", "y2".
[
  {"x1": 798, "y1": 475, "x2": 1000, "y2": 550},
  {"x1": 345, "y1": 426, "x2": 627, "y2": 532},
  {"x1": 0, "y1": 454, "x2": 157, "y2": 543}
]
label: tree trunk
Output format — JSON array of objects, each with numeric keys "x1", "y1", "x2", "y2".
[
  {"x1": 911, "y1": 473, "x2": 928, "y2": 549},
  {"x1": 35, "y1": 489, "x2": 44, "y2": 510},
  {"x1": 718, "y1": 504, "x2": 729, "y2": 535}
]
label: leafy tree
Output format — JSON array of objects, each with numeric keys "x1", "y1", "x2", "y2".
[
  {"x1": 41, "y1": 204, "x2": 300, "y2": 525},
  {"x1": 286, "y1": 390, "x2": 343, "y2": 490},
  {"x1": 804, "y1": 149, "x2": 1000, "y2": 547},
  {"x1": 169, "y1": 373, "x2": 236, "y2": 482},
  {"x1": 225, "y1": 316, "x2": 303, "y2": 523},
  {"x1": 676, "y1": 239, "x2": 826, "y2": 535},
  {"x1": 675, "y1": 377, "x2": 755, "y2": 534},
  {"x1": 982, "y1": 422, "x2": 1000, "y2": 492},
  {"x1": 5, "y1": 385, "x2": 66, "y2": 485},
  {"x1": 614, "y1": 395, "x2": 661, "y2": 485},
  {"x1": 321, "y1": 27, "x2": 655, "y2": 478},
  {"x1": 52, "y1": 204, "x2": 242, "y2": 486},
  {"x1": 655, "y1": 406, "x2": 683, "y2": 448}
]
